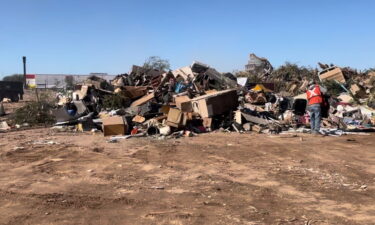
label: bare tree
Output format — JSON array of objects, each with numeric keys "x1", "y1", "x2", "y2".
[
  {"x1": 65, "y1": 75, "x2": 75, "y2": 90},
  {"x1": 143, "y1": 56, "x2": 170, "y2": 72},
  {"x1": 2, "y1": 74, "x2": 24, "y2": 82},
  {"x1": 54, "y1": 78, "x2": 61, "y2": 88}
]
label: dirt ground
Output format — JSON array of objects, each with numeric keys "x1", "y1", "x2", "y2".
[
  {"x1": 1, "y1": 92, "x2": 375, "y2": 225},
  {"x1": 0, "y1": 126, "x2": 374, "y2": 225}
]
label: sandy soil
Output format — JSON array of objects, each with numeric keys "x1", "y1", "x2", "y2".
[{"x1": 0, "y1": 127, "x2": 374, "y2": 225}]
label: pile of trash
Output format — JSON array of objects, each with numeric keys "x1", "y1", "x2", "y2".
[{"x1": 48, "y1": 59, "x2": 375, "y2": 139}]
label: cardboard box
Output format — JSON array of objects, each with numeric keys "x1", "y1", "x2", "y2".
[
  {"x1": 252, "y1": 124, "x2": 263, "y2": 133},
  {"x1": 174, "y1": 96, "x2": 192, "y2": 112},
  {"x1": 166, "y1": 108, "x2": 186, "y2": 128},
  {"x1": 350, "y1": 84, "x2": 366, "y2": 98},
  {"x1": 191, "y1": 89, "x2": 238, "y2": 118},
  {"x1": 102, "y1": 116, "x2": 127, "y2": 136},
  {"x1": 73, "y1": 85, "x2": 89, "y2": 100},
  {"x1": 319, "y1": 67, "x2": 346, "y2": 83},
  {"x1": 172, "y1": 66, "x2": 194, "y2": 81},
  {"x1": 124, "y1": 86, "x2": 148, "y2": 99},
  {"x1": 160, "y1": 105, "x2": 171, "y2": 115}
]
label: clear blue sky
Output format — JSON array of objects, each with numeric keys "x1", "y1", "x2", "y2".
[{"x1": 1, "y1": 0, "x2": 374, "y2": 77}]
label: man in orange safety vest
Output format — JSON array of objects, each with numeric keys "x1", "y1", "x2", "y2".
[{"x1": 306, "y1": 81, "x2": 326, "y2": 134}]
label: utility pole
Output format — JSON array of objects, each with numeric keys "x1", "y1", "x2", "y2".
[
  {"x1": 22, "y1": 56, "x2": 39, "y2": 102},
  {"x1": 22, "y1": 56, "x2": 27, "y2": 89}
]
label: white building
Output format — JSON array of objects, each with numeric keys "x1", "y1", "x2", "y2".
[{"x1": 32, "y1": 73, "x2": 116, "y2": 88}]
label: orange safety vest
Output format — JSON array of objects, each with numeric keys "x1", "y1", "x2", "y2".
[{"x1": 306, "y1": 85, "x2": 323, "y2": 105}]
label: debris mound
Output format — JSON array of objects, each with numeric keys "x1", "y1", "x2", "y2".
[{"x1": 3, "y1": 55, "x2": 374, "y2": 138}]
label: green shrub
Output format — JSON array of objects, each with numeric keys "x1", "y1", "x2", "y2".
[
  {"x1": 12, "y1": 101, "x2": 55, "y2": 126},
  {"x1": 102, "y1": 94, "x2": 131, "y2": 110}
]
